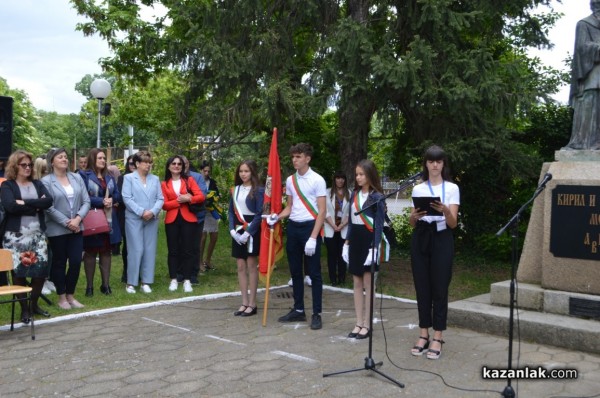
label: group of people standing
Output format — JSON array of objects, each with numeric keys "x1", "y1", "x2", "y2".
[
  {"x1": 0, "y1": 148, "x2": 221, "y2": 322},
  {"x1": 1, "y1": 142, "x2": 460, "y2": 359}
]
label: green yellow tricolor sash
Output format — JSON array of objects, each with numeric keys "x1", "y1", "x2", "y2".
[
  {"x1": 230, "y1": 186, "x2": 249, "y2": 231},
  {"x1": 354, "y1": 192, "x2": 389, "y2": 263},
  {"x1": 292, "y1": 173, "x2": 323, "y2": 237}
]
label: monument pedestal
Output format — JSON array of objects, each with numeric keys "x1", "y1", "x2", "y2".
[
  {"x1": 448, "y1": 151, "x2": 600, "y2": 353},
  {"x1": 518, "y1": 151, "x2": 600, "y2": 295}
]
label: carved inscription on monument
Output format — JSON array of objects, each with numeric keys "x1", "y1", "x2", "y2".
[{"x1": 550, "y1": 185, "x2": 600, "y2": 260}]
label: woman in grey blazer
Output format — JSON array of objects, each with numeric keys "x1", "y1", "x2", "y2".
[
  {"x1": 122, "y1": 151, "x2": 164, "y2": 294},
  {"x1": 42, "y1": 148, "x2": 90, "y2": 310}
]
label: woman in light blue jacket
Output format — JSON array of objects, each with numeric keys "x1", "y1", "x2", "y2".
[
  {"x1": 42, "y1": 148, "x2": 90, "y2": 310},
  {"x1": 122, "y1": 151, "x2": 164, "y2": 294}
]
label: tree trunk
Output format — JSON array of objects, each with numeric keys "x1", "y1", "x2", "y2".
[
  {"x1": 338, "y1": 0, "x2": 374, "y2": 183},
  {"x1": 338, "y1": 96, "x2": 373, "y2": 184}
]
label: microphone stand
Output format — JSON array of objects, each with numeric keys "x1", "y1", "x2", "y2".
[
  {"x1": 323, "y1": 174, "x2": 421, "y2": 388},
  {"x1": 495, "y1": 178, "x2": 551, "y2": 398}
]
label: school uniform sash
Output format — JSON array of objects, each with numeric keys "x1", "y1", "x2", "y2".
[
  {"x1": 354, "y1": 192, "x2": 389, "y2": 263},
  {"x1": 231, "y1": 186, "x2": 253, "y2": 251},
  {"x1": 292, "y1": 173, "x2": 324, "y2": 237}
]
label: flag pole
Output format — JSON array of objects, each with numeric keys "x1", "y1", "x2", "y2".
[{"x1": 262, "y1": 227, "x2": 275, "y2": 326}]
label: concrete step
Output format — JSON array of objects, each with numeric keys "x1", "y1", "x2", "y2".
[{"x1": 448, "y1": 293, "x2": 600, "y2": 354}]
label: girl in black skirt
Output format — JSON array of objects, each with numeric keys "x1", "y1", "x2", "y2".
[
  {"x1": 228, "y1": 160, "x2": 264, "y2": 317},
  {"x1": 342, "y1": 159, "x2": 386, "y2": 339}
]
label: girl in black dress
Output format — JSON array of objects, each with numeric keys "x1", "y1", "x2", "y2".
[
  {"x1": 343, "y1": 160, "x2": 386, "y2": 340},
  {"x1": 228, "y1": 160, "x2": 264, "y2": 317}
]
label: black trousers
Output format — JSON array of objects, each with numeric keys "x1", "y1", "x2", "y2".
[
  {"x1": 410, "y1": 222, "x2": 454, "y2": 331},
  {"x1": 325, "y1": 231, "x2": 345, "y2": 284},
  {"x1": 48, "y1": 233, "x2": 84, "y2": 295},
  {"x1": 165, "y1": 212, "x2": 197, "y2": 280}
]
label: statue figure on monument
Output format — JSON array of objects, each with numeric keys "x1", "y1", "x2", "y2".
[{"x1": 563, "y1": 0, "x2": 600, "y2": 150}]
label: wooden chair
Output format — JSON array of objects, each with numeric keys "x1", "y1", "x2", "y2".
[{"x1": 0, "y1": 248, "x2": 35, "y2": 340}]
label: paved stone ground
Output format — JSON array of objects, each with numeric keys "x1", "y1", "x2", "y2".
[{"x1": 1, "y1": 286, "x2": 599, "y2": 398}]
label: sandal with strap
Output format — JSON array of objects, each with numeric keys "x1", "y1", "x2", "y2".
[
  {"x1": 426, "y1": 338, "x2": 445, "y2": 360},
  {"x1": 411, "y1": 336, "x2": 430, "y2": 356},
  {"x1": 348, "y1": 325, "x2": 362, "y2": 338}
]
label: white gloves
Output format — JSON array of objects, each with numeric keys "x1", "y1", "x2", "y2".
[
  {"x1": 266, "y1": 213, "x2": 279, "y2": 226},
  {"x1": 239, "y1": 231, "x2": 250, "y2": 244},
  {"x1": 304, "y1": 237, "x2": 317, "y2": 256},
  {"x1": 230, "y1": 229, "x2": 242, "y2": 245},
  {"x1": 342, "y1": 244, "x2": 349, "y2": 264},
  {"x1": 364, "y1": 248, "x2": 379, "y2": 266}
]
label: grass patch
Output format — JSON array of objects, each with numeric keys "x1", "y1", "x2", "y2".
[{"x1": 1, "y1": 221, "x2": 511, "y2": 322}]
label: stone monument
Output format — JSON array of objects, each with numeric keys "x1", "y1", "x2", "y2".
[{"x1": 496, "y1": 1, "x2": 600, "y2": 320}]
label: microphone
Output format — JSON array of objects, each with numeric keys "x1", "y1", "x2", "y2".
[
  {"x1": 537, "y1": 173, "x2": 552, "y2": 189},
  {"x1": 403, "y1": 171, "x2": 423, "y2": 183}
]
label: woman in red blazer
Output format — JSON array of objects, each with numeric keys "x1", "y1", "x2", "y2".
[{"x1": 161, "y1": 155, "x2": 205, "y2": 293}]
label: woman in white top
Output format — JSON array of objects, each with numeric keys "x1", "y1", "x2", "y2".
[
  {"x1": 324, "y1": 171, "x2": 350, "y2": 285},
  {"x1": 409, "y1": 145, "x2": 460, "y2": 360}
]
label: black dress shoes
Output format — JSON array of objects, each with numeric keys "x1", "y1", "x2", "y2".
[
  {"x1": 85, "y1": 287, "x2": 93, "y2": 297},
  {"x1": 100, "y1": 285, "x2": 112, "y2": 295},
  {"x1": 240, "y1": 306, "x2": 257, "y2": 317},
  {"x1": 234, "y1": 305, "x2": 248, "y2": 316},
  {"x1": 33, "y1": 306, "x2": 51, "y2": 317}
]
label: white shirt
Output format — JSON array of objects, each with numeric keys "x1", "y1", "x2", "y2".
[
  {"x1": 172, "y1": 179, "x2": 182, "y2": 197},
  {"x1": 412, "y1": 180, "x2": 460, "y2": 225},
  {"x1": 234, "y1": 185, "x2": 254, "y2": 215},
  {"x1": 285, "y1": 168, "x2": 327, "y2": 222}
]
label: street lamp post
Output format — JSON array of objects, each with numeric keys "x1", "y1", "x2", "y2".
[{"x1": 90, "y1": 79, "x2": 112, "y2": 148}]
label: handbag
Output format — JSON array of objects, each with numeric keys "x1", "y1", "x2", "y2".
[
  {"x1": 82, "y1": 208, "x2": 110, "y2": 236},
  {"x1": 183, "y1": 178, "x2": 205, "y2": 213}
]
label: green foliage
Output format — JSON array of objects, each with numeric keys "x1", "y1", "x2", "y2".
[
  {"x1": 0, "y1": 77, "x2": 44, "y2": 154},
  {"x1": 389, "y1": 209, "x2": 412, "y2": 253}
]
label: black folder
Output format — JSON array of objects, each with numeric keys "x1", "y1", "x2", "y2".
[{"x1": 412, "y1": 196, "x2": 442, "y2": 216}]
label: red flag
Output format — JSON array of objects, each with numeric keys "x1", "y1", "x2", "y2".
[{"x1": 259, "y1": 128, "x2": 283, "y2": 275}]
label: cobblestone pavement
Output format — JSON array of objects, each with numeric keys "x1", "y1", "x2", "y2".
[{"x1": 1, "y1": 286, "x2": 599, "y2": 398}]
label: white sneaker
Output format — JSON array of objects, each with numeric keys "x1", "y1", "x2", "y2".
[
  {"x1": 288, "y1": 278, "x2": 293, "y2": 287},
  {"x1": 304, "y1": 275, "x2": 312, "y2": 286},
  {"x1": 168, "y1": 279, "x2": 178, "y2": 292},
  {"x1": 141, "y1": 284, "x2": 152, "y2": 293},
  {"x1": 183, "y1": 280, "x2": 193, "y2": 293},
  {"x1": 42, "y1": 285, "x2": 51, "y2": 295},
  {"x1": 126, "y1": 285, "x2": 136, "y2": 294},
  {"x1": 44, "y1": 280, "x2": 56, "y2": 292}
]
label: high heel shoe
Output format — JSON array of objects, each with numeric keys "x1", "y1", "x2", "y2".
[
  {"x1": 100, "y1": 285, "x2": 112, "y2": 295},
  {"x1": 426, "y1": 338, "x2": 444, "y2": 360},
  {"x1": 85, "y1": 287, "x2": 93, "y2": 297},
  {"x1": 348, "y1": 325, "x2": 362, "y2": 338},
  {"x1": 240, "y1": 306, "x2": 257, "y2": 317},
  {"x1": 233, "y1": 305, "x2": 248, "y2": 316},
  {"x1": 411, "y1": 336, "x2": 430, "y2": 356},
  {"x1": 356, "y1": 326, "x2": 370, "y2": 340}
]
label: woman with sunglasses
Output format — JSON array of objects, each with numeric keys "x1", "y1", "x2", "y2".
[
  {"x1": 42, "y1": 148, "x2": 91, "y2": 310},
  {"x1": 161, "y1": 155, "x2": 204, "y2": 293},
  {"x1": 1, "y1": 150, "x2": 53, "y2": 322}
]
